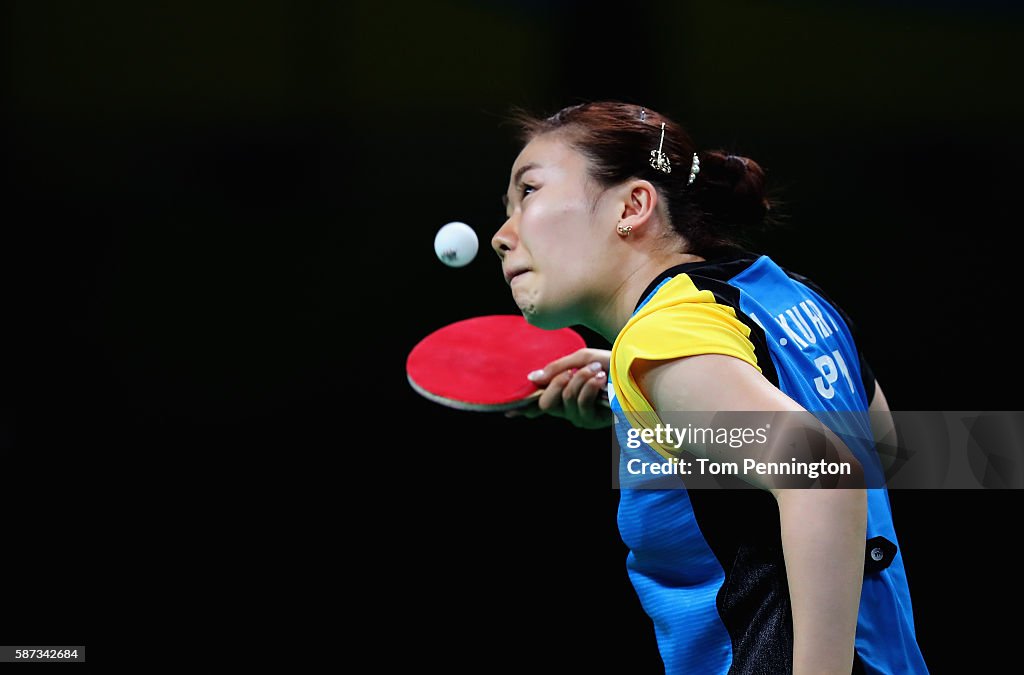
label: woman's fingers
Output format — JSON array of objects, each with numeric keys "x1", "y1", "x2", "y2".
[
  {"x1": 531, "y1": 364, "x2": 608, "y2": 427},
  {"x1": 577, "y1": 370, "x2": 612, "y2": 428},
  {"x1": 562, "y1": 361, "x2": 604, "y2": 411},
  {"x1": 528, "y1": 348, "x2": 610, "y2": 387},
  {"x1": 577, "y1": 369, "x2": 607, "y2": 421},
  {"x1": 536, "y1": 369, "x2": 574, "y2": 413},
  {"x1": 508, "y1": 349, "x2": 613, "y2": 429}
]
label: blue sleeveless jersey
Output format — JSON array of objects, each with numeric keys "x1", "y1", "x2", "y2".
[{"x1": 610, "y1": 254, "x2": 927, "y2": 674}]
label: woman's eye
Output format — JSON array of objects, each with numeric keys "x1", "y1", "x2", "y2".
[{"x1": 521, "y1": 184, "x2": 536, "y2": 197}]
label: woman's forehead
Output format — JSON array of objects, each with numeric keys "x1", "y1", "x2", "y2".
[{"x1": 512, "y1": 135, "x2": 584, "y2": 178}]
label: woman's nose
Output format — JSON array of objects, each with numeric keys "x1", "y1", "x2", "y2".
[{"x1": 491, "y1": 217, "x2": 517, "y2": 258}]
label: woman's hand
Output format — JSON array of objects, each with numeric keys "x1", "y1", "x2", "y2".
[{"x1": 507, "y1": 348, "x2": 613, "y2": 429}]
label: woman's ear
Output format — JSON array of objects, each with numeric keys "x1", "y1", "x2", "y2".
[{"x1": 617, "y1": 180, "x2": 659, "y2": 235}]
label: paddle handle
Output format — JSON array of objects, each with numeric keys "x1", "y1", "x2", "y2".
[{"x1": 524, "y1": 388, "x2": 612, "y2": 409}]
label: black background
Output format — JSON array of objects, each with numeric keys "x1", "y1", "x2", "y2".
[{"x1": 6, "y1": 0, "x2": 1023, "y2": 668}]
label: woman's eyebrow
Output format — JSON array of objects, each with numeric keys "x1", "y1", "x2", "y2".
[{"x1": 501, "y1": 162, "x2": 540, "y2": 211}]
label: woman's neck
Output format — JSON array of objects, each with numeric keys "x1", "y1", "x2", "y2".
[{"x1": 586, "y1": 251, "x2": 706, "y2": 343}]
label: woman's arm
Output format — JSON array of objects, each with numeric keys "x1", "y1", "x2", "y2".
[
  {"x1": 868, "y1": 380, "x2": 900, "y2": 472},
  {"x1": 776, "y1": 483, "x2": 866, "y2": 673},
  {"x1": 635, "y1": 354, "x2": 866, "y2": 674}
]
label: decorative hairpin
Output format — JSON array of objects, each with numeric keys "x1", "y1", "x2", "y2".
[
  {"x1": 639, "y1": 108, "x2": 647, "y2": 121},
  {"x1": 688, "y1": 153, "x2": 700, "y2": 186},
  {"x1": 649, "y1": 123, "x2": 671, "y2": 174}
]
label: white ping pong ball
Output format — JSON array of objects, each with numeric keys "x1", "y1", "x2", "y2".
[{"x1": 434, "y1": 221, "x2": 479, "y2": 267}]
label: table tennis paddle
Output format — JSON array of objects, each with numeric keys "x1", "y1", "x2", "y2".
[{"x1": 406, "y1": 314, "x2": 607, "y2": 412}]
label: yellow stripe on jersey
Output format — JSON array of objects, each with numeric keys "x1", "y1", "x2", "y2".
[{"x1": 611, "y1": 274, "x2": 760, "y2": 457}]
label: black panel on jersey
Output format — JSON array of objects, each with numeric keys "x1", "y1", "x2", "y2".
[{"x1": 686, "y1": 489, "x2": 795, "y2": 673}]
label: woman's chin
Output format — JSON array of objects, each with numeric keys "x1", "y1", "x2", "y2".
[{"x1": 520, "y1": 306, "x2": 571, "y2": 330}]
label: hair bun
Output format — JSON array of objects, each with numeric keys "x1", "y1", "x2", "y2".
[{"x1": 692, "y1": 151, "x2": 770, "y2": 230}]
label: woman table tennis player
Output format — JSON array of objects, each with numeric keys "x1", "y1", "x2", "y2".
[{"x1": 491, "y1": 101, "x2": 927, "y2": 673}]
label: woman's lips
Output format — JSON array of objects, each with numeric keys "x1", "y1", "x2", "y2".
[{"x1": 505, "y1": 269, "x2": 531, "y2": 284}]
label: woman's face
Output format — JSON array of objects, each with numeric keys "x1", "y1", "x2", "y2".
[{"x1": 491, "y1": 134, "x2": 615, "y2": 329}]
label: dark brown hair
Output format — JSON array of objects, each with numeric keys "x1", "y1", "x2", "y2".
[{"x1": 508, "y1": 101, "x2": 771, "y2": 256}]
